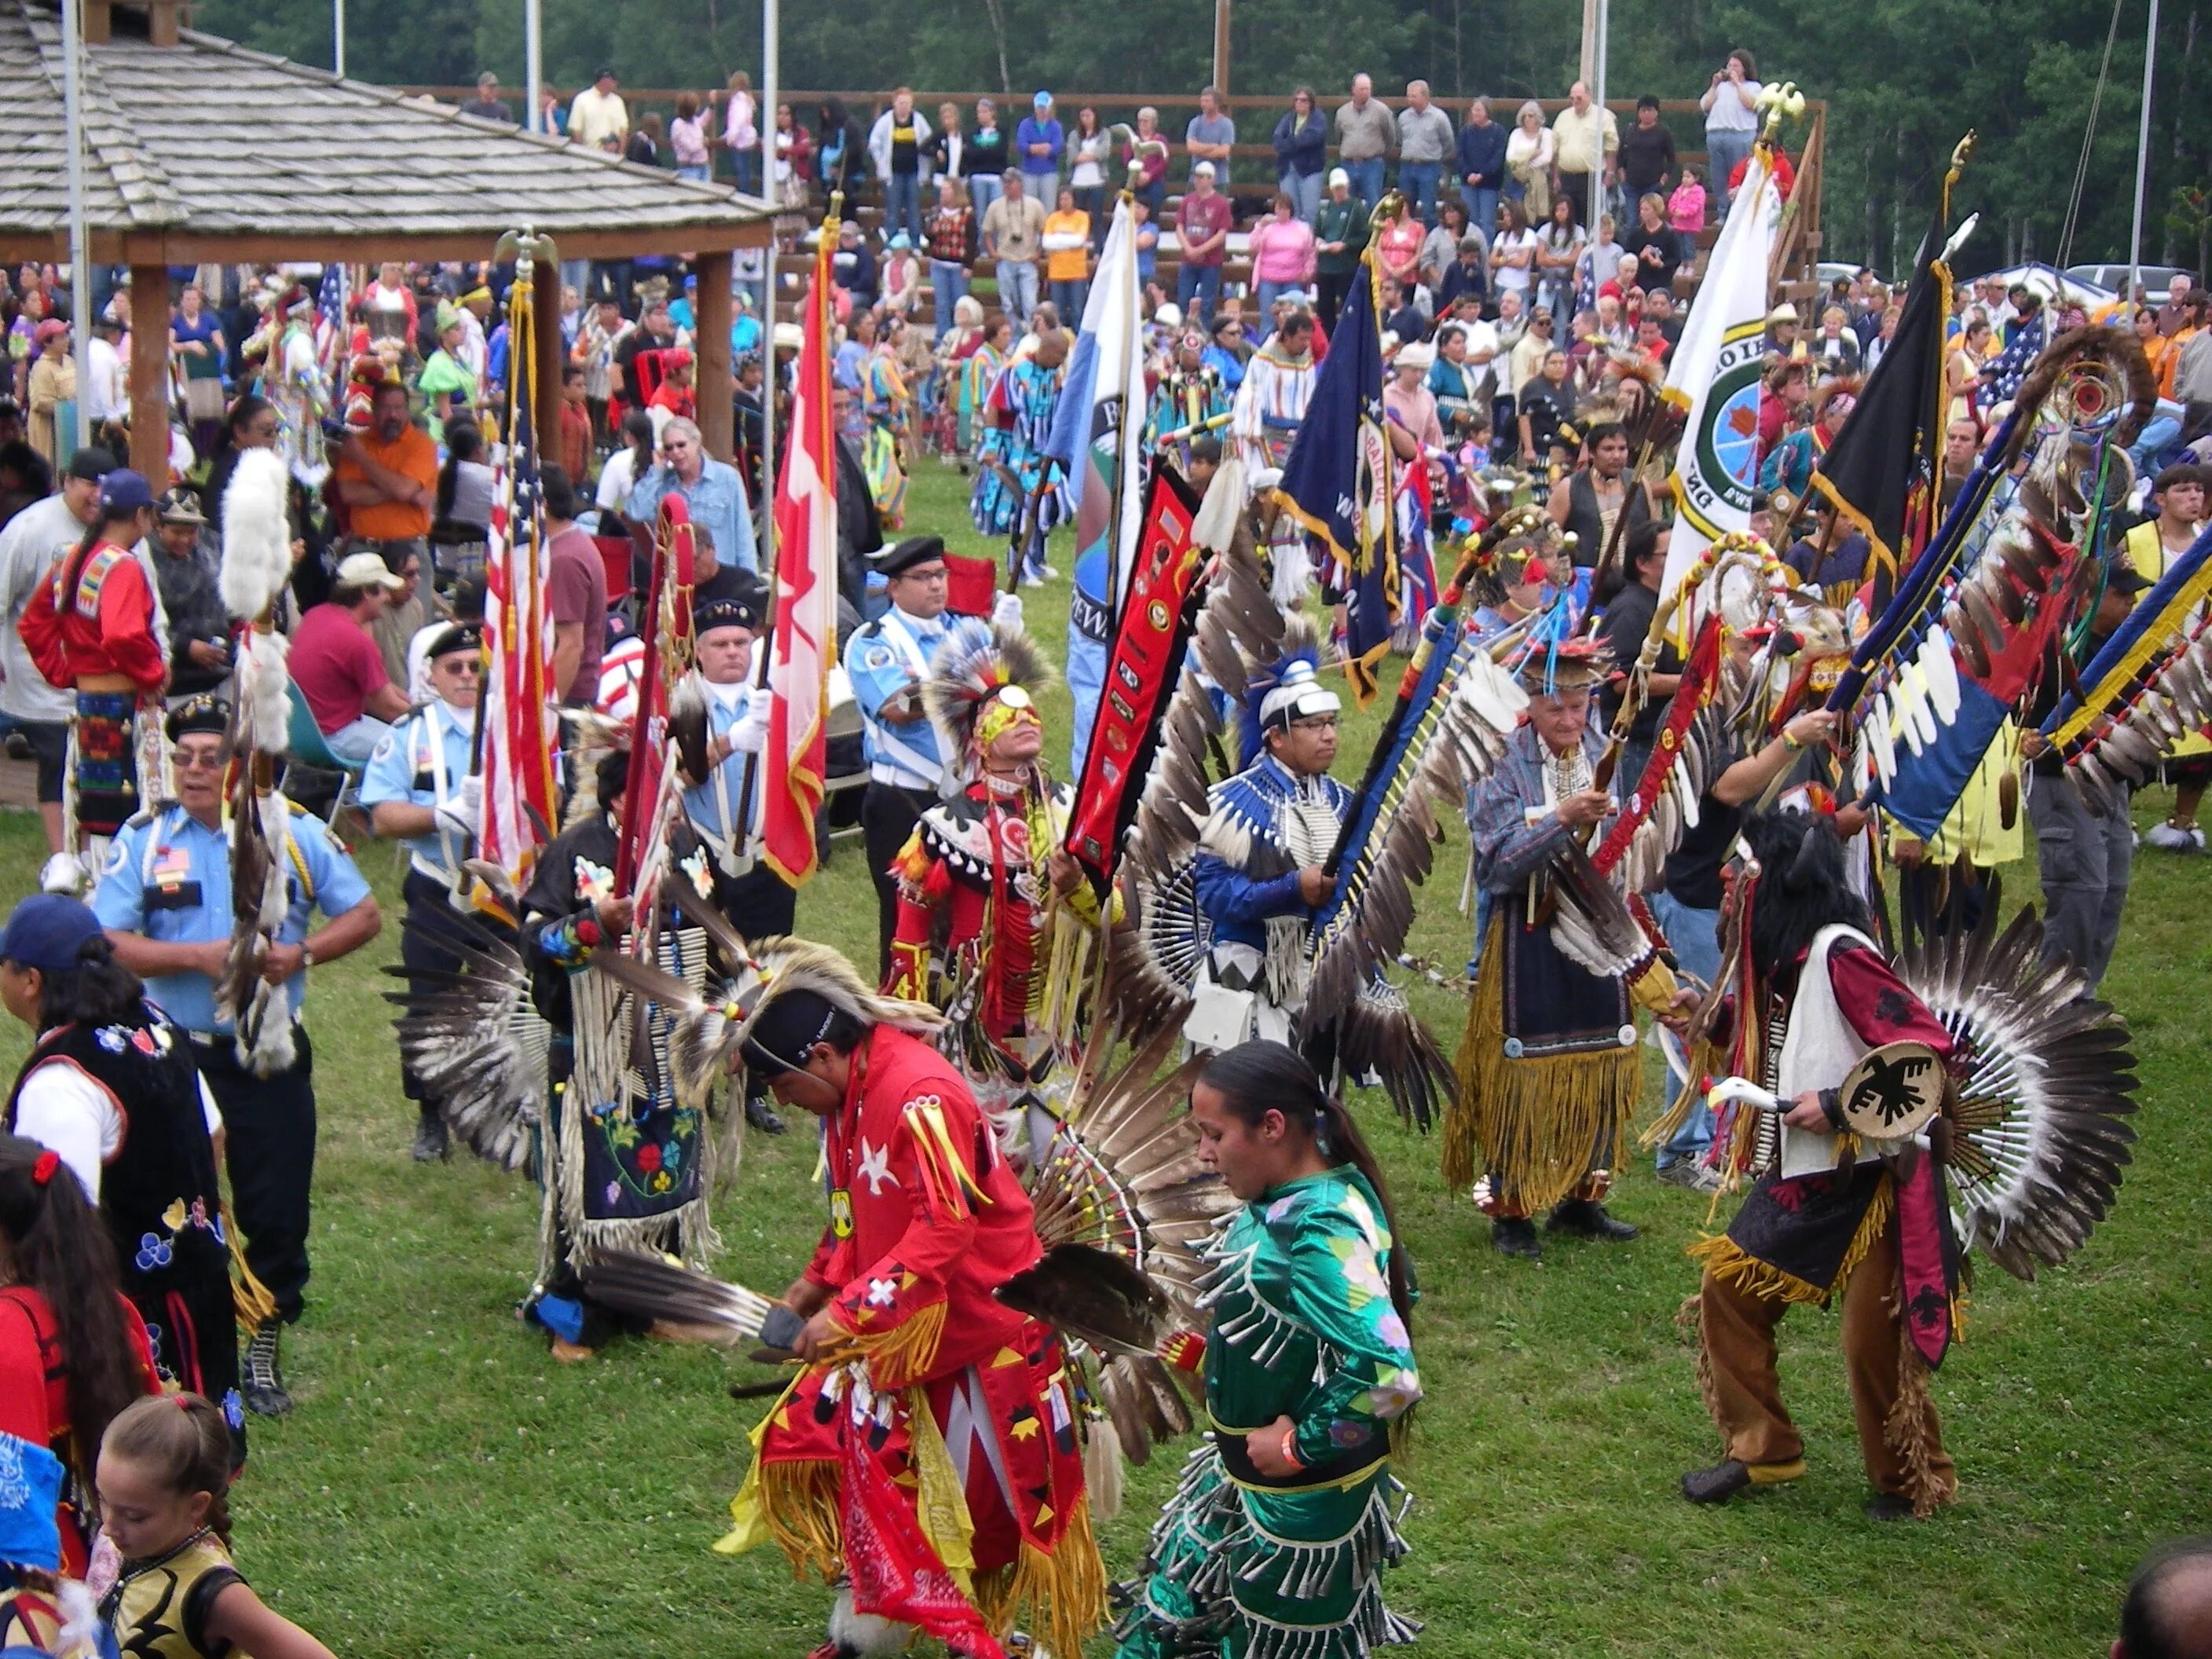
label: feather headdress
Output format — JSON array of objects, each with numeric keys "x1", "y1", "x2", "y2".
[
  {"x1": 586, "y1": 932, "x2": 943, "y2": 1104},
  {"x1": 922, "y1": 622, "x2": 1057, "y2": 773},
  {"x1": 1236, "y1": 613, "x2": 1331, "y2": 768}
]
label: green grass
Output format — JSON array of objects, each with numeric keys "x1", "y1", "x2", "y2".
[{"x1": 5, "y1": 460, "x2": 2207, "y2": 1657}]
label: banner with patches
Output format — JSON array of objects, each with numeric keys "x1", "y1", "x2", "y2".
[
  {"x1": 1063, "y1": 468, "x2": 1203, "y2": 896},
  {"x1": 1275, "y1": 257, "x2": 1397, "y2": 700},
  {"x1": 1658, "y1": 142, "x2": 1780, "y2": 615},
  {"x1": 1047, "y1": 199, "x2": 1149, "y2": 777},
  {"x1": 2045, "y1": 520, "x2": 2212, "y2": 747},
  {"x1": 1594, "y1": 613, "x2": 1725, "y2": 873}
]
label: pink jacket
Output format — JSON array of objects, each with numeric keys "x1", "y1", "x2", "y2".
[
  {"x1": 1668, "y1": 182, "x2": 1706, "y2": 233},
  {"x1": 1251, "y1": 215, "x2": 1317, "y2": 284}
]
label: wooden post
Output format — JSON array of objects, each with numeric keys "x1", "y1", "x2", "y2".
[
  {"x1": 126, "y1": 265, "x2": 169, "y2": 491},
  {"x1": 1211, "y1": 0, "x2": 1231, "y2": 95},
  {"x1": 532, "y1": 255, "x2": 563, "y2": 476},
  {"x1": 695, "y1": 249, "x2": 734, "y2": 465}
]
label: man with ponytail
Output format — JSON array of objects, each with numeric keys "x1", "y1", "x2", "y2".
[
  {"x1": 1116, "y1": 1039, "x2": 1422, "y2": 1659},
  {"x1": 0, "y1": 1132, "x2": 163, "y2": 1602},
  {"x1": 0, "y1": 894, "x2": 241, "y2": 1448}
]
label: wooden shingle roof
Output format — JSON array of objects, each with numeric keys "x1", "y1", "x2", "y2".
[{"x1": 0, "y1": 0, "x2": 771, "y2": 261}]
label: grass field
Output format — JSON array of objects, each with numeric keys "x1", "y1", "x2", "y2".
[{"x1": 5, "y1": 461, "x2": 2207, "y2": 1658}]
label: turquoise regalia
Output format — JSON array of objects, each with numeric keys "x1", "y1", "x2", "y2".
[{"x1": 1115, "y1": 1167, "x2": 1422, "y2": 1659}]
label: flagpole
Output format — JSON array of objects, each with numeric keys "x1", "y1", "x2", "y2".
[
  {"x1": 61, "y1": 0, "x2": 92, "y2": 422},
  {"x1": 2126, "y1": 0, "x2": 2158, "y2": 314},
  {"x1": 524, "y1": 0, "x2": 541, "y2": 134},
  {"x1": 760, "y1": 0, "x2": 779, "y2": 567}
]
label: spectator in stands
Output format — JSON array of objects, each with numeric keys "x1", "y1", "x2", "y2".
[
  {"x1": 558, "y1": 363, "x2": 592, "y2": 484},
  {"x1": 568, "y1": 68, "x2": 628, "y2": 152},
  {"x1": 1504, "y1": 100, "x2": 1555, "y2": 222},
  {"x1": 1187, "y1": 86, "x2": 1236, "y2": 184},
  {"x1": 626, "y1": 416, "x2": 756, "y2": 573},
  {"x1": 926, "y1": 176, "x2": 979, "y2": 343},
  {"x1": 1617, "y1": 94, "x2": 1676, "y2": 221},
  {"x1": 1397, "y1": 80, "x2": 1456, "y2": 229},
  {"x1": 983, "y1": 170, "x2": 1046, "y2": 325},
  {"x1": 1273, "y1": 87, "x2": 1328, "y2": 223},
  {"x1": 1336, "y1": 74, "x2": 1396, "y2": 208},
  {"x1": 1017, "y1": 91, "x2": 1064, "y2": 205},
  {"x1": 1668, "y1": 165, "x2": 1706, "y2": 266},
  {"x1": 816, "y1": 97, "x2": 866, "y2": 198},
  {"x1": 1456, "y1": 98, "x2": 1507, "y2": 249},
  {"x1": 1313, "y1": 169, "x2": 1371, "y2": 332},
  {"x1": 1174, "y1": 161, "x2": 1235, "y2": 328},
  {"x1": 671, "y1": 93, "x2": 712, "y2": 182},
  {"x1": 1701, "y1": 49, "x2": 1761, "y2": 211},
  {"x1": 460, "y1": 71, "x2": 512, "y2": 124},
  {"x1": 1534, "y1": 196, "x2": 1584, "y2": 328},
  {"x1": 723, "y1": 71, "x2": 760, "y2": 192},
  {"x1": 965, "y1": 98, "x2": 1007, "y2": 218},
  {"x1": 626, "y1": 110, "x2": 664, "y2": 169},
  {"x1": 1811, "y1": 304, "x2": 1862, "y2": 374},
  {"x1": 1551, "y1": 81, "x2": 1616, "y2": 234},
  {"x1": 1126, "y1": 108, "x2": 1172, "y2": 217},
  {"x1": 1623, "y1": 192, "x2": 1681, "y2": 297},
  {"x1": 1069, "y1": 107, "x2": 1113, "y2": 244},
  {"x1": 869, "y1": 88, "x2": 930, "y2": 246},
  {"x1": 1250, "y1": 193, "x2": 1318, "y2": 342},
  {"x1": 291, "y1": 552, "x2": 412, "y2": 764},
  {"x1": 1043, "y1": 187, "x2": 1093, "y2": 321}
]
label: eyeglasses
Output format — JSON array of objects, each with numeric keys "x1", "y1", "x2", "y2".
[
  {"x1": 1289, "y1": 716, "x2": 1339, "y2": 732},
  {"x1": 170, "y1": 748, "x2": 226, "y2": 771}
]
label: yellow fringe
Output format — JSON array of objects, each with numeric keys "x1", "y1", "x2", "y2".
[
  {"x1": 843, "y1": 1298, "x2": 947, "y2": 1390},
  {"x1": 226, "y1": 1210, "x2": 280, "y2": 1330},
  {"x1": 1675, "y1": 1291, "x2": 1725, "y2": 1452},
  {"x1": 739, "y1": 1457, "x2": 846, "y2": 1583},
  {"x1": 1884, "y1": 1339, "x2": 1958, "y2": 1518},
  {"x1": 972, "y1": 1499, "x2": 1108, "y2": 1659},
  {"x1": 1446, "y1": 917, "x2": 1638, "y2": 1210},
  {"x1": 1686, "y1": 1177, "x2": 1895, "y2": 1309},
  {"x1": 905, "y1": 1386, "x2": 979, "y2": 1589},
  {"x1": 1638, "y1": 1031, "x2": 1721, "y2": 1152}
]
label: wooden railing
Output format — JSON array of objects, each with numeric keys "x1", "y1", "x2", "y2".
[{"x1": 1768, "y1": 101, "x2": 1826, "y2": 294}]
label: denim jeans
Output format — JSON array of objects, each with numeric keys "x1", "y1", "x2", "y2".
[
  {"x1": 731, "y1": 147, "x2": 761, "y2": 195},
  {"x1": 1705, "y1": 129, "x2": 1753, "y2": 209},
  {"x1": 1284, "y1": 170, "x2": 1322, "y2": 223},
  {"x1": 1074, "y1": 186, "x2": 1107, "y2": 244},
  {"x1": 930, "y1": 260, "x2": 970, "y2": 340},
  {"x1": 1460, "y1": 185, "x2": 1500, "y2": 243},
  {"x1": 1138, "y1": 177, "x2": 1167, "y2": 219},
  {"x1": 1399, "y1": 159, "x2": 1442, "y2": 225},
  {"x1": 1646, "y1": 888, "x2": 1722, "y2": 1167},
  {"x1": 676, "y1": 163, "x2": 709, "y2": 183},
  {"x1": 1343, "y1": 156, "x2": 1386, "y2": 208},
  {"x1": 995, "y1": 258, "x2": 1039, "y2": 321},
  {"x1": 1176, "y1": 262, "x2": 1223, "y2": 328},
  {"x1": 1049, "y1": 278, "x2": 1089, "y2": 321},
  {"x1": 883, "y1": 173, "x2": 924, "y2": 244},
  {"x1": 1254, "y1": 279, "x2": 1306, "y2": 341},
  {"x1": 1023, "y1": 168, "x2": 1059, "y2": 207},
  {"x1": 969, "y1": 173, "x2": 1002, "y2": 220}
]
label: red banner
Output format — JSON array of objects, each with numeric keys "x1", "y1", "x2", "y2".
[
  {"x1": 1594, "y1": 613, "x2": 1725, "y2": 877},
  {"x1": 1063, "y1": 468, "x2": 1202, "y2": 894}
]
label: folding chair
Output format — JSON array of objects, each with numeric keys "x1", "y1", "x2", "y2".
[{"x1": 277, "y1": 681, "x2": 368, "y2": 831}]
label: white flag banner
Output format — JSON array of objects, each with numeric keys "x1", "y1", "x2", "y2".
[{"x1": 1659, "y1": 146, "x2": 1782, "y2": 610}]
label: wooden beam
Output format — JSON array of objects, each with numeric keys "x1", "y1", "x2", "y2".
[
  {"x1": 126, "y1": 265, "x2": 170, "y2": 491},
  {"x1": 694, "y1": 251, "x2": 734, "y2": 467},
  {"x1": 1211, "y1": 0, "x2": 1231, "y2": 96},
  {"x1": 146, "y1": 0, "x2": 180, "y2": 46},
  {"x1": 532, "y1": 255, "x2": 564, "y2": 486},
  {"x1": 0, "y1": 221, "x2": 775, "y2": 269},
  {"x1": 82, "y1": 0, "x2": 111, "y2": 42}
]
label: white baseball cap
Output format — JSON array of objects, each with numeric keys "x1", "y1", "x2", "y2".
[{"x1": 336, "y1": 551, "x2": 407, "y2": 591}]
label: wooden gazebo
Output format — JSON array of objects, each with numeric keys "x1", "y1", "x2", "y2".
[{"x1": 0, "y1": 0, "x2": 773, "y2": 486}]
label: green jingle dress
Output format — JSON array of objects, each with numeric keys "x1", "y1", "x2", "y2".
[{"x1": 1114, "y1": 1167, "x2": 1423, "y2": 1659}]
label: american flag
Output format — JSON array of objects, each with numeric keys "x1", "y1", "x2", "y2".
[
  {"x1": 1976, "y1": 309, "x2": 2048, "y2": 412},
  {"x1": 478, "y1": 340, "x2": 560, "y2": 896},
  {"x1": 316, "y1": 261, "x2": 350, "y2": 377}
]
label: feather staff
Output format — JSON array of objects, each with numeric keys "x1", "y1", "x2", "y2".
[{"x1": 215, "y1": 448, "x2": 298, "y2": 1077}]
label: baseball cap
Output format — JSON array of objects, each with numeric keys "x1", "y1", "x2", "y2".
[
  {"x1": 97, "y1": 469, "x2": 153, "y2": 515},
  {"x1": 1033, "y1": 90, "x2": 1053, "y2": 105},
  {"x1": 64, "y1": 446, "x2": 118, "y2": 483},
  {"x1": 0, "y1": 893, "x2": 105, "y2": 974},
  {"x1": 664, "y1": 347, "x2": 695, "y2": 370},
  {"x1": 34, "y1": 318, "x2": 68, "y2": 344},
  {"x1": 1328, "y1": 167, "x2": 1350, "y2": 189},
  {"x1": 2108, "y1": 562, "x2": 2153, "y2": 595},
  {"x1": 1192, "y1": 161, "x2": 1215, "y2": 178},
  {"x1": 335, "y1": 551, "x2": 408, "y2": 591}
]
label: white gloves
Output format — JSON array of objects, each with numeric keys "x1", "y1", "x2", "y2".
[
  {"x1": 991, "y1": 591, "x2": 1026, "y2": 632},
  {"x1": 434, "y1": 775, "x2": 484, "y2": 840},
  {"x1": 729, "y1": 705, "x2": 772, "y2": 756}
]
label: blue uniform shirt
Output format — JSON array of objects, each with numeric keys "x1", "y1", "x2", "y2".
[
  {"x1": 681, "y1": 680, "x2": 761, "y2": 852},
  {"x1": 841, "y1": 609, "x2": 985, "y2": 789},
  {"x1": 359, "y1": 701, "x2": 476, "y2": 879},
  {"x1": 92, "y1": 803, "x2": 374, "y2": 1035}
]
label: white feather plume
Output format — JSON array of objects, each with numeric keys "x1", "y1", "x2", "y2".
[
  {"x1": 219, "y1": 447, "x2": 295, "y2": 623},
  {"x1": 235, "y1": 628, "x2": 291, "y2": 753}
]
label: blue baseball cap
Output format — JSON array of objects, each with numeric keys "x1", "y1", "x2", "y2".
[
  {"x1": 0, "y1": 893, "x2": 105, "y2": 974},
  {"x1": 97, "y1": 468, "x2": 153, "y2": 515},
  {"x1": 1033, "y1": 90, "x2": 1052, "y2": 105}
]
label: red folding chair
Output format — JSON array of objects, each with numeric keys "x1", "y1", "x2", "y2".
[{"x1": 594, "y1": 534, "x2": 637, "y2": 628}]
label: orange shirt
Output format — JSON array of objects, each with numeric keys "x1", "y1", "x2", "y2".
[{"x1": 336, "y1": 423, "x2": 438, "y2": 540}]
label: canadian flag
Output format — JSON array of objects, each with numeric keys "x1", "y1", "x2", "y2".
[{"x1": 760, "y1": 228, "x2": 839, "y2": 884}]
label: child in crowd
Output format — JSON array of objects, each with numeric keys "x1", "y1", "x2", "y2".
[
  {"x1": 96, "y1": 1394, "x2": 338, "y2": 1659},
  {"x1": 1668, "y1": 167, "x2": 1707, "y2": 266}
]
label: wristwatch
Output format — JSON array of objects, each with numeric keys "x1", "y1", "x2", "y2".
[{"x1": 300, "y1": 941, "x2": 315, "y2": 969}]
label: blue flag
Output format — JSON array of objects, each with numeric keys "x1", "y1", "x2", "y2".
[
  {"x1": 1276, "y1": 259, "x2": 1397, "y2": 699},
  {"x1": 1046, "y1": 201, "x2": 1148, "y2": 775}
]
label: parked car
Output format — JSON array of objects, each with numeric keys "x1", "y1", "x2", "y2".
[{"x1": 2064, "y1": 263, "x2": 2196, "y2": 307}]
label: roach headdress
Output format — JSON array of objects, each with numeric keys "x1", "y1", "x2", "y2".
[{"x1": 922, "y1": 622, "x2": 1057, "y2": 775}]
